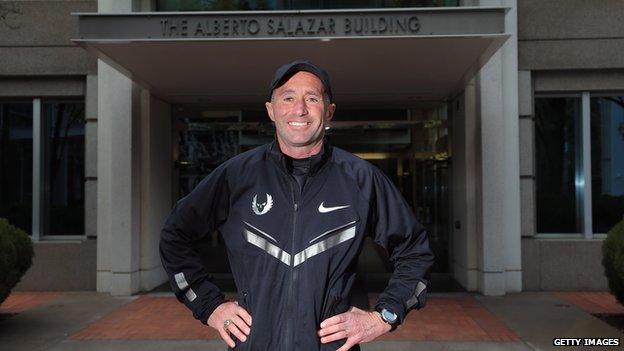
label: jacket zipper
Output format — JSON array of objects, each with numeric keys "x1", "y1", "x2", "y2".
[
  {"x1": 276, "y1": 157, "x2": 315, "y2": 351},
  {"x1": 284, "y1": 179, "x2": 298, "y2": 351},
  {"x1": 242, "y1": 291, "x2": 252, "y2": 347}
]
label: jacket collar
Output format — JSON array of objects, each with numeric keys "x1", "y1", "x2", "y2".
[{"x1": 267, "y1": 138, "x2": 332, "y2": 176}]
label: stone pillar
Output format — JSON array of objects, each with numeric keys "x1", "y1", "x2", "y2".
[
  {"x1": 96, "y1": 0, "x2": 141, "y2": 295},
  {"x1": 451, "y1": 78, "x2": 479, "y2": 292},
  {"x1": 139, "y1": 91, "x2": 172, "y2": 291},
  {"x1": 475, "y1": 0, "x2": 522, "y2": 295},
  {"x1": 96, "y1": 0, "x2": 171, "y2": 295}
]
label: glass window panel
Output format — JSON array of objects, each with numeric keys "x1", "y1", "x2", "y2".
[
  {"x1": 0, "y1": 102, "x2": 33, "y2": 234},
  {"x1": 157, "y1": 0, "x2": 459, "y2": 11},
  {"x1": 591, "y1": 96, "x2": 624, "y2": 233},
  {"x1": 535, "y1": 97, "x2": 581, "y2": 233},
  {"x1": 176, "y1": 113, "x2": 240, "y2": 198},
  {"x1": 42, "y1": 102, "x2": 85, "y2": 236}
]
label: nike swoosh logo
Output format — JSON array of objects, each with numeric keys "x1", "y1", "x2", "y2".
[{"x1": 318, "y1": 202, "x2": 350, "y2": 213}]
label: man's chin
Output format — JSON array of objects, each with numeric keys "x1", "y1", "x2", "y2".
[
  {"x1": 277, "y1": 137, "x2": 324, "y2": 154},
  {"x1": 279, "y1": 135, "x2": 318, "y2": 147}
]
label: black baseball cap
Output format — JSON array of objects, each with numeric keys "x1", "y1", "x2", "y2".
[{"x1": 268, "y1": 60, "x2": 333, "y2": 102}]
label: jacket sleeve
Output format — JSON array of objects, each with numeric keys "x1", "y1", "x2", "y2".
[
  {"x1": 369, "y1": 169, "x2": 434, "y2": 325},
  {"x1": 159, "y1": 163, "x2": 230, "y2": 324}
]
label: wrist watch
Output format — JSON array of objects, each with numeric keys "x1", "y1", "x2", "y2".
[{"x1": 376, "y1": 307, "x2": 398, "y2": 331}]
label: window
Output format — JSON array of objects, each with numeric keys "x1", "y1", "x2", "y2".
[
  {"x1": 43, "y1": 102, "x2": 86, "y2": 236},
  {"x1": 0, "y1": 99, "x2": 85, "y2": 238},
  {"x1": 591, "y1": 96, "x2": 624, "y2": 233},
  {"x1": 0, "y1": 102, "x2": 33, "y2": 233},
  {"x1": 535, "y1": 93, "x2": 624, "y2": 236},
  {"x1": 534, "y1": 97, "x2": 581, "y2": 233}
]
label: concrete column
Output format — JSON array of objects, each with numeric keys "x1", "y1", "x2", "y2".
[
  {"x1": 96, "y1": 0, "x2": 169, "y2": 295},
  {"x1": 451, "y1": 78, "x2": 479, "y2": 292},
  {"x1": 518, "y1": 70, "x2": 536, "y2": 238},
  {"x1": 475, "y1": 0, "x2": 522, "y2": 295},
  {"x1": 96, "y1": 60, "x2": 142, "y2": 295},
  {"x1": 96, "y1": 0, "x2": 141, "y2": 295},
  {"x1": 85, "y1": 74, "x2": 98, "y2": 239},
  {"x1": 139, "y1": 91, "x2": 172, "y2": 291}
]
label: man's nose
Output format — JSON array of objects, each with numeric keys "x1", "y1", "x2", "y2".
[{"x1": 294, "y1": 97, "x2": 308, "y2": 116}]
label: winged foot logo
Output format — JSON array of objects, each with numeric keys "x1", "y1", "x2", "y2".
[{"x1": 252, "y1": 193, "x2": 273, "y2": 215}]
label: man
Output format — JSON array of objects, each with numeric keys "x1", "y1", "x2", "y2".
[{"x1": 160, "y1": 60, "x2": 434, "y2": 351}]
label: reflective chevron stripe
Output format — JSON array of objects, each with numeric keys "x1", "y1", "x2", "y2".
[
  {"x1": 243, "y1": 224, "x2": 356, "y2": 267},
  {"x1": 244, "y1": 228, "x2": 291, "y2": 266}
]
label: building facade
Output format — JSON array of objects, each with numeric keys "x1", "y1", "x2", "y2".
[{"x1": 1, "y1": 0, "x2": 622, "y2": 296}]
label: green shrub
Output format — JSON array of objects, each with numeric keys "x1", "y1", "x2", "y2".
[
  {"x1": 603, "y1": 219, "x2": 624, "y2": 306},
  {"x1": 0, "y1": 218, "x2": 34, "y2": 305}
]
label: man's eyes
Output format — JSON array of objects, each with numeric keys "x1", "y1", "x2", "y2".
[{"x1": 281, "y1": 96, "x2": 321, "y2": 103}]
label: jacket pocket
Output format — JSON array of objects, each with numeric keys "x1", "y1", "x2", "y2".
[
  {"x1": 239, "y1": 290, "x2": 252, "y2": 310},
  {"x1": 322, "y1": 289, "x2": 343, "y2": 321},
  {"x1": 233, "y1": 290, "x2": 253, "y2": 350}
]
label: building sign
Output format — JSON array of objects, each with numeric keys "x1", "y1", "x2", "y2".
[
  {"x1": 159, "y1": 14, "x2": 420, "y2": 38},
  {"x1": 76, "y1": 9, "x2": 505, "y2": 41}
]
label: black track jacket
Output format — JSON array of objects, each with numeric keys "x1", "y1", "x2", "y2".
[{"x1": 160, "y1": 140, "x2": 434, "y2": 351}]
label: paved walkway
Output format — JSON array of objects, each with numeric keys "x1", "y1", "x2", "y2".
[{"x1": 0, "y1": 291, "x2": 622, "y2": 350}]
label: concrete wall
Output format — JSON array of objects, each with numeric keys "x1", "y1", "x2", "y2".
[
  {"x1": 516, "y1": 0, "x2": 623, "y2": 291},
  {"x1": 16, "y1": 240, "x2": 97, "y2": 291},
  {"x1": 1, "y1": 1, "x2": 98, "y2": 291},
  {"x1": 522, "y1": 238, "x2": 609, "y2": 291},
  {"x1": 0, "y1": 1, "x2": 96, "y2": 75},
  {"x1": 533, "y1": 70, "x2": 624, "y2": 92},
  {"x1": 518, "y1": 0, "x2": 624, "y2": 70}
]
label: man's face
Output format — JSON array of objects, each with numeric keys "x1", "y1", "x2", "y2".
[{"x1": 265, "y1": 71, "x2": 336, "y2": 154}]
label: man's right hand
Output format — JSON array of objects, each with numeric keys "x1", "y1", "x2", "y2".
[{"x1": 207, "y1": 301, "x2": 253, "y2": 348}]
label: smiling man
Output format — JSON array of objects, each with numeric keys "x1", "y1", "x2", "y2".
[
  {"x1": 160, "y1": 60, "x2": 434, "y2": 351},
  {"x1": 266, "y1": 69, "x2": 335, "y2": 158}
]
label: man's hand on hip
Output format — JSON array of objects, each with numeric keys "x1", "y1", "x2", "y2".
[
  {"x1": 318, "y1": 306, "x2": 392, "y2": 351},
  {"x1": 207, "y1": 301, "x2": 252, "y2": 348}
]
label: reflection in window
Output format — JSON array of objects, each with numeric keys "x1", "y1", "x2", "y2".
[
  {"x1": 157, "y1": 0, "x2": 459, "y2": 11},
  {"x1": 43, "y1": 102, "x2": 85, "y2": 236},
  {"x1": 0, "y1": 103, "x2": 33, "y2": 233},
  {"x1": 535, "y1": 97, "x2": 580, "y2": 233},
  {"x1": 177, "y1": 113, "x2": 240, "y2": 198},
  {"x1": 591, "y1": 97, "x2": 624, "y2": 233}
]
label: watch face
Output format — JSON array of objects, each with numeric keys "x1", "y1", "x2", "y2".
[{"x1": 381, "y1": 309, "x2": 398, "y2": 324}]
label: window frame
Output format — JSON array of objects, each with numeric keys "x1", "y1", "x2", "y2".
[
  {"x1": 1, "y1": 97, "x2": 86, "y2": 241},
  {"x1": 39, "y1": 98, "x2": 87, "y2": 240},
  {"x1": 535, "y1": 91, "x2": 624, "y2": 239},
  {"x1": 0, "y1": 99, "x2": 36, "y2": 237}
]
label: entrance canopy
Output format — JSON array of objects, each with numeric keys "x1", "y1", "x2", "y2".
[{"x1": 73, "y1": 7, "x2": 509, "y2": 106}]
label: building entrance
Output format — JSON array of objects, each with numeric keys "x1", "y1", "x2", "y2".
[{"x1": 173, "y1": 103, "x2": 453, "y2": 290}]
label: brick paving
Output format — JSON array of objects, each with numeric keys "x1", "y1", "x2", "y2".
[
  {"x1": 70, "y1": 296, "x2": 220, "y2": 340},
  {"x1": 70, "y1": 293, "x2": 519, "y2": 342},
  {"x1": 554, "y1": 292, "x2": 624, "y2": 315},
  {"x1": 374, "y1": 294, "x2": 519, "y2": 342},
  {"x1": 0, "y1": 292, "x2": 60, "y2": 314}
]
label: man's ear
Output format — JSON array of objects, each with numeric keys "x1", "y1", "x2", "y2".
[
  {"x1": 265, "y1": 101, "x2": 275, "y2": 122},
  {"x1": 326, "y1": 103, "x2": 336, "y2": 121}
]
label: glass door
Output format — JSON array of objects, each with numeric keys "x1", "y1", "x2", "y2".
[{"x1": 172, "y1": 103, "x2": 452, "y2": 290}]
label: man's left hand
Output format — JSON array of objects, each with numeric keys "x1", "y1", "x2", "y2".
[{"x1": 318, "y1": 306, "x2": 392, "y2": 351}]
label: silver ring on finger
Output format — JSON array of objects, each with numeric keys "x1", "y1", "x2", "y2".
[{"x1": 223, "y1": 319, "x2": 232, "y2": 330}]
